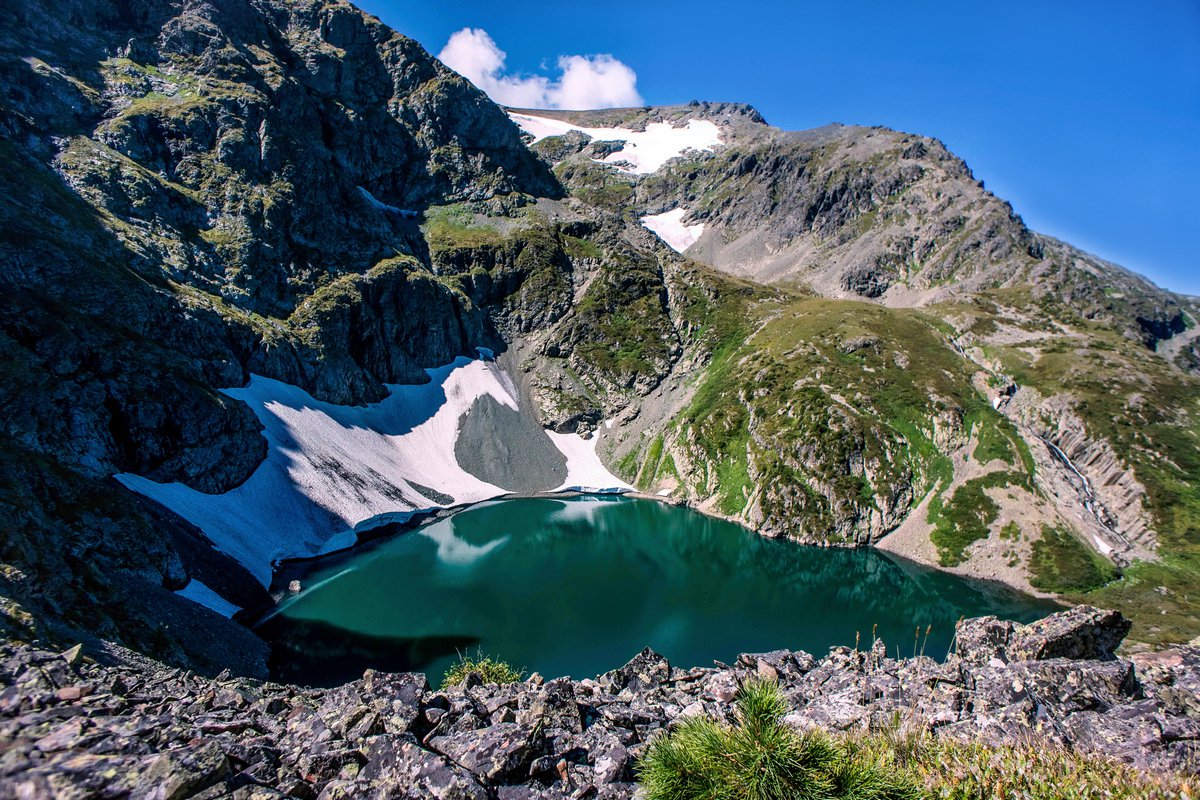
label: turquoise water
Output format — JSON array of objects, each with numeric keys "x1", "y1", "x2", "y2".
[{"x1": 261, "y1": 496, "x2": 1057, "y2": 685}]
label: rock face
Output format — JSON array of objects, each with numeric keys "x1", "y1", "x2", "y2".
[
  {"x1": 0, "y1": 608, "x2": 1195, "y2": 799},
  {"x1": 0, "y1": 0, "x2": 566, "y2": 669},
  {"x1": 956, "y1": 605, "x2": 1132, "y2": 663},
  {"x1": 1000, "y1": 387, "x2": 1156, "y2": 560}
]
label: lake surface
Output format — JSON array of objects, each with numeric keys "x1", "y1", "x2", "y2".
[{"x1": 259, "y1": 496, "x2": 1057, "y2": 686}]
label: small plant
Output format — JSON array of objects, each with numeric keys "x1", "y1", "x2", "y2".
[
  {"x1": 856, "y1": 726, "x2": 1200, "y2": 799},
  {"x1": 440, "y1": 651, "x2": 523, "y2": 688},
  {"x1": 637, "y1": 677, "x2": 918, "y2": 800}
]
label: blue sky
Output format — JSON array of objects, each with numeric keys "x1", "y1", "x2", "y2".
[{"x1": 355, "y1": 0, "x2": 1200, "y2": 296}]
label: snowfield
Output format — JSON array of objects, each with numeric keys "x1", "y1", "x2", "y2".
[
  {"x1": 118, "y1": 354, "x2": 628, "y2": 588},
  {"x1": 547, "y1": 431, "x2": 634, "y2": 494},
  {"x1": 176, "y1": 579, "x2": 240, "y2": 618},
  {"x1": 641, "y1": 208, "x2": 705, "y2": 253},
  {"x1": 508, "y1": 112, "x2": 721, "y2": 174}
]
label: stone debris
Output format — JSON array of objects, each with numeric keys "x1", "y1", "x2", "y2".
[{"x1": 0, "y1": 607, "x2": 1196, "y2": 798}]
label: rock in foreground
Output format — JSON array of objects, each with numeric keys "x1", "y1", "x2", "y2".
[{"x1": 0, "y1": 607, "x2": 1196, "y2": 798}]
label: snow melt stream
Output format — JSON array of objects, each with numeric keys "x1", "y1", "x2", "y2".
[
  {"x1": 509, "y1": 113, "x2": 721, "y2": 174},
  {"x1": 118, "y1": 355, "x2": 628, "y2": 588}
]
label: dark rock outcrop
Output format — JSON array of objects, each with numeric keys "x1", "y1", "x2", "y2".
[
  {"x1": 956, "y1": 605, "x2": 1132, "y2": 664},
  {"x1": 0, "y1": 0, "x2": 568, "y2": 670}
]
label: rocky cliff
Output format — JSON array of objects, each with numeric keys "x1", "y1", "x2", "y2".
[{"x1": 0, "y1": 0, "x2": 565, "y2": 670}]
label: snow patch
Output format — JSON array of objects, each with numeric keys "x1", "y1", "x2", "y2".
[
  {"x1": 357, "y1": 186, "x2": 417, "y2": 218},
  {"x1": 1091, "y1": 534, "x2": 1115, "y2": 557},
  {"x1": 641, "y1": 208, "x2": 705, "y2": 253},
  {"x1": 509, "y1": 113, "x2": 721, "y2": 174},
  {"x1": 546, "y1": 431, "x2": 633, "y2": 494},
  {"x1": 656, "y1": 488, "x2": 674, "y2": 497},
  {"x1": 176, "y1": 579, "x2": 240, "y2": 618},
  {"x1": 117, "y1": 357, "x2": 518, "y2": 585}
]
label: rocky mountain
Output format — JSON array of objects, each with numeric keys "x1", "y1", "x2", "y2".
[
  {"x1": 1, "y1": 0, "x2": 1198, "y2": 696},
  {"x1": 0, "y1": 0, "x2": 569, "y2": 672},
  {"x1": 507, "y1": 102, "x2": 1200, "y2": 647}
]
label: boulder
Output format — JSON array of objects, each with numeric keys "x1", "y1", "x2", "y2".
[
  {"x1": 529, "y1": 677, "x2": 583, "y2": 734},
  {"x1": 954, "y1": 616, "x2": 1015, "y2": 664},
  {"x1": 360, "y1": 670, "x2": 428, "y2": 735},
  {"x1": 428, "y1": 723, "x2": 542, "y2": 783},
  {"x1": 1009, "y1": 606, "x2": 1131, "y2": 661},
  {"x1": 329, "y1": 734, "x2": 489, "y2": 799},
  {"x1": 601, "y1": 648, "x2": 670, "y2": 694}
]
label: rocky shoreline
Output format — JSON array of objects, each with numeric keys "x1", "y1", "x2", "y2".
[{"x1": 2, "y1": 606, "x2": 1196, "y2": 798}]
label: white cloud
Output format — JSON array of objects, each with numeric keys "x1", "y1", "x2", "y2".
[{"x1": 437, "y1": 28, "x2": 643, "y2": 110}]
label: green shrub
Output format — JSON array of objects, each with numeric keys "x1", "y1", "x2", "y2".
[
  {"x1": 928, "y1": 471, "x2": 1027, "y2": 566},
  {"x1": 637, "y1": 678, "x2": 918, "y2": 800},
  {"x1": 1030, "y1": 525, "x2": 1119, "y2": 593},
  {"x1": 440, "y1": 652, "x2": 522, "y2": 688}
]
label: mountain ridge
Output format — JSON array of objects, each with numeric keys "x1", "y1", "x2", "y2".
[{"x1": 1, "y1": 0, "x2": 1198, "y2": 683}]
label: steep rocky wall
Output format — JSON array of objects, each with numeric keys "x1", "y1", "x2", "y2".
[
  {"x1": 0, "y1": 0, "x2": 570, "y2": 671},
  {"x1": 1001, "y1": 387, "x2": 1156, "y2": 562}
]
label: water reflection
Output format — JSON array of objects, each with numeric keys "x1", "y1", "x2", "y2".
[{"x1": 261, "y1": 497, "x2": 1057, "y2": 686}]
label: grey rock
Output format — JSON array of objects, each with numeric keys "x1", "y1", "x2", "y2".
[
  {"x1": 529, "y1": 677, "x2": 583, "y2": 734},
  {"x1": 954, "y1": 616, "x2": 1015, "y2": 664},
  {"x1": 326, "y1": 734, "x2": 488, "y2": 799},
  {"x1": 429, "y1": 723, "x2": 541, "y2": 783},
  {"x1": 1008, "y1": 606, "x2": 1131, "y2": 661}
]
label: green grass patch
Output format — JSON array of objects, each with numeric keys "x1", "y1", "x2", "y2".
[
  {"x1": 928, "y1": 471, "x2": 1026, "y2": 566},
  {"x1": 423, "y1": 204, "x2": 503, "y2": 251},
  {"x1": 677, "y1": 297, "x2": 1024, "y2": 540},
  {"x1": 636, "y1": 435, "x2": 666, "y2": 490},
  {"x1": 852, "y1": 726, "x2": 1198, "y2": 800},
  {"x1": 999, "y1": 521, "x2": 1021, "y2": 541},
  {"x1": 562, "y1": 234, "x2": 602, "y2": 260},
  {"x1": 970, "y1": 413, "x2": 1017, "y2": 466},
  {"x1": 1030, "y1": 525, "x2": 1119, "y2": 593}
]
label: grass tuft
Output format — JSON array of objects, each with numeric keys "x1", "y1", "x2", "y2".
[
  {"x1": 441, "y1": 651, "x2": 522, "y2": 688},
  {"x1": 855, "y1": 725, "x2": 1200, "y2": 799}
]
